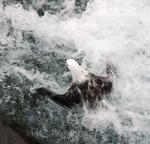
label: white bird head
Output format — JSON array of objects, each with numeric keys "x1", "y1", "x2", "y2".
[{"x1": 66, "y1": 59, "x2": 88, "y2": 82}]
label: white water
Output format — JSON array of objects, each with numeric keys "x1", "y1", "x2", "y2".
[{"x1": 0, "y1": 0, "x2": 150, "y2": 143}]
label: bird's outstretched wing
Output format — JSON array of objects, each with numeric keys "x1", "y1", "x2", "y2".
[{"x1": 34, "y1": 87, "x2": 76, "y2": 108}]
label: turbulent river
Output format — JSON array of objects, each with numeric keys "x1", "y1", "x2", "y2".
[{"x1": 0, "y1": 0, "x2": 150, "y2": 144}]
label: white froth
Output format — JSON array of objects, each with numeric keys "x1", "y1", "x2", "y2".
[{"x1": 1, "y1": 0, "x2": 150, "y2": 139}]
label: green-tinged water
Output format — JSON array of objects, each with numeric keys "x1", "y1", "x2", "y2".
[{"x1": 0, "y1": 0, "x2": 150, "y2": 144}]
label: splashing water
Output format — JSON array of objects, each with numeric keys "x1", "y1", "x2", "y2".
[{"x1": 0, "y1": 0, "x2": 150, "y2": 143}]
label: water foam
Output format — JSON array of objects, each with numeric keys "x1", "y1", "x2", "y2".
[{"x1": 1, "y1": 0, "x2": 150, "y2": 142}]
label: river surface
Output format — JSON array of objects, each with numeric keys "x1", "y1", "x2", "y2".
[{"x1": 0, "y1": 0, "x2": 150, "y2": 144}]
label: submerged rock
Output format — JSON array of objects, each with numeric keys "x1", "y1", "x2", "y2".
[
  {"x1": 75, "y1": 0, "x2": 89, "y2": 13},
  {"x1": 2, "y1": 0, "x2": 90, "y2": 16},
  {"x1": 0, "y1": 120, "x2": 39, "y2": 144}
]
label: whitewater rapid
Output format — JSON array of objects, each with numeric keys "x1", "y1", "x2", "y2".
[{"x1": 0, "y1": 0, "x2": 150, "y2": 143}]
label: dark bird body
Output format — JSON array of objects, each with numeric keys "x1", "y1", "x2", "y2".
[{"x1": 35, "y1": 59, "x2": 113, "y2": 109}]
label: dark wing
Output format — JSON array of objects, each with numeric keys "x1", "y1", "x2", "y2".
[
  {"x1": 34, "y1": 87, "x2": 77, "y2": 108},
  {"x1": 90, "y1": 73, "x2": 113, "y2": 94},
  {"x1": 35, "y1": 87, "x2": 58, "y2": 97}
]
